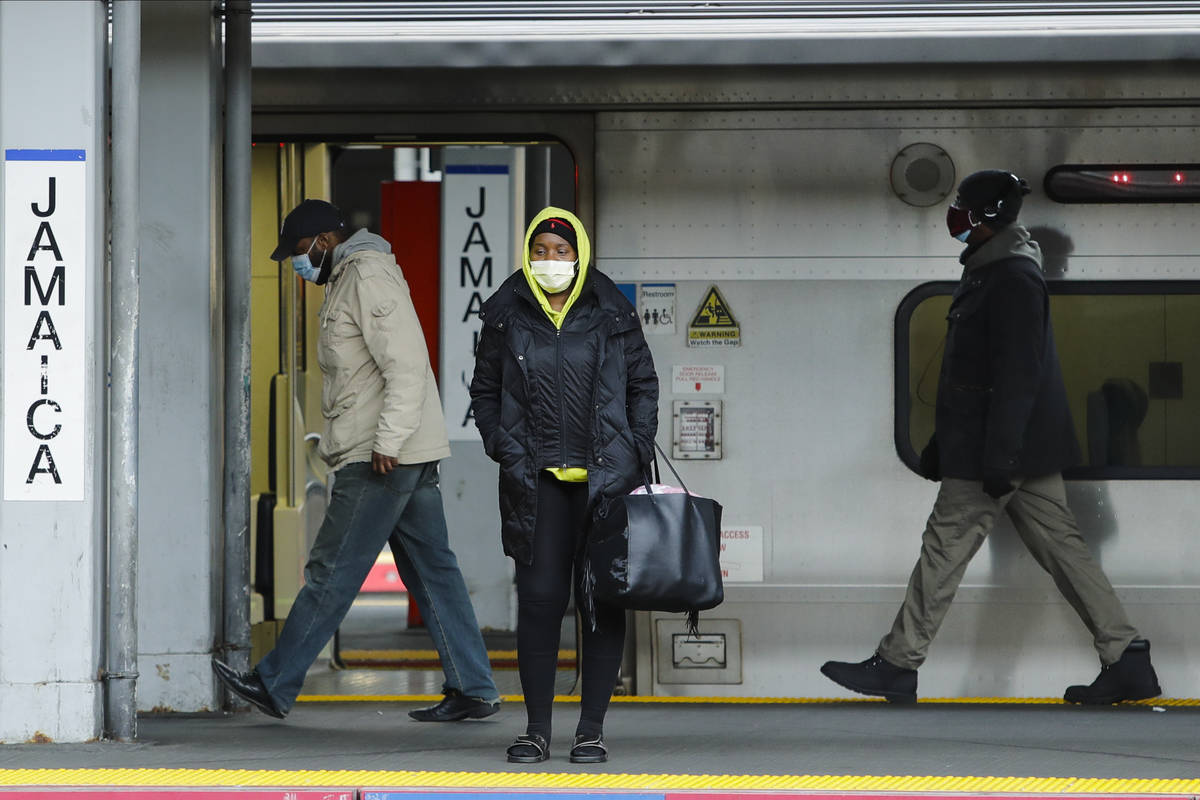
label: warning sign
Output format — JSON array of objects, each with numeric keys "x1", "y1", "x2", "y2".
[{"x1": 687, "y1": 285, "x2": 740, "y2": 347}]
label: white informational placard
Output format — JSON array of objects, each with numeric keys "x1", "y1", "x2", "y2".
[
  {"x1": 637, "y1": 282, "x2": 676, "y2": 335},
  {"x1": 672, "y1": 364, "x2": 725, "y2": 395},
  {"x1": 719, "y1": 525, "x2": 764, "y2": 582},
  {"x1": 3, "y1": 150, "x2": 87, "y2": 501},
  {"x1": 440, "y1": 159, "x2": 511, "y2": 441}
]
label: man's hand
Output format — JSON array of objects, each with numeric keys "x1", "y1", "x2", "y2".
[{"x1": 372, "y1": 451, "x2": 399, "y2": 475}]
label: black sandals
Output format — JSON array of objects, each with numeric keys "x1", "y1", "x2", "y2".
[
  {"x1": 506, "y1": 732, "x2": 550, "y2": 763},
  {"x1": 569, "y1": 733, "x2": 607, "y2": 764}
]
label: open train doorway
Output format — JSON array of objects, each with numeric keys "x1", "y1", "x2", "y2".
[{"x1": 249, "y1": 139, "x2": 579, "y2": 698}]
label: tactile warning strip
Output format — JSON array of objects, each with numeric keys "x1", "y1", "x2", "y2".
[{"x1": 2, "y1": 769, "x2": 1200, "y2": 793}]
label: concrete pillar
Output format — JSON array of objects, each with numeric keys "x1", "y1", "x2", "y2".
[
  {"x1": 0, "y1": 0, "x2": 107, "y2": 743},
  {"x1": 135, "y1": 0, "x2": 223, "y2": 712}
]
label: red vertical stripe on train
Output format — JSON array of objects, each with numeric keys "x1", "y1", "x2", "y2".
[{"x1": 381, "y1": 179, "x2": 441, "y2": 381}]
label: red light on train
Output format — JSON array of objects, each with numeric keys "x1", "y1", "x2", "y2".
[{"x1": 1046, "y1": 164, "x2": 1200, "y2": 203}]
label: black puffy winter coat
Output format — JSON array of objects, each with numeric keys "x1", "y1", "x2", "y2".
[
  {"x1": 470, "y1": 269, "x2": 659, "y2": 565},
  {"x1": 936, "y1": 224, "x2": 1082, "y2": 481}
]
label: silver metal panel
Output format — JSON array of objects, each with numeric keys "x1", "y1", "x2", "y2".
[
  {"x1": 598, "y1": 108, "x2": 1200, "y2": 280},
  {"x1": 252, "y1": 63, "x2": 1200, "y2": 113},
  {"x1": 249, "y1": 2, "x2": 1200, "y2": 67},
  {"x1": 596, "y1": 110, "x2": 1200, "y2": 697}
]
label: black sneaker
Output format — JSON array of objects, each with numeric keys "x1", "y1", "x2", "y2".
[
  {"x1": 408, "y1": 688, "x2": 500, "y2": 721},
  {"x1": 820, "y1": 653, "x2": 918, "y2": 704},
  {"x1": 1064, "y1": 639, "x2": 1162, "y2": 705}
]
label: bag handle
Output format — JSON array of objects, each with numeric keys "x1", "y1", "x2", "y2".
[{"x1": 653, "y1": 440, "x2": 693, "y2": 495}]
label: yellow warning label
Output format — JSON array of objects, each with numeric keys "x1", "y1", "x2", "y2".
[
  {"x1": 688, "y1": 285, "x2": 740, "y2": 347},
  {"x1": 690, "y1": 285, "x2": 738, "y2": 328}
]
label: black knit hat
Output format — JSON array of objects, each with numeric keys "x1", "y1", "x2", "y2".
[
  {"x1": 271, "y1": 199, "x2": 346, "y2": 261},
  {"x1": 955, "y1": 170, "x2": 1030, "y2": 229},
  {"x1": 529, "y1": 216, "x2": 578, "y2": 253}
]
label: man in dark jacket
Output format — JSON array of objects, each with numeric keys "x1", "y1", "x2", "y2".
[{"x1": 820, "y1": 170, "x2": 1161, "y2": 705}]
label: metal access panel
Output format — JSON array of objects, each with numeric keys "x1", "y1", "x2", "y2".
[
  {"x1": 656, "y1": 618, "x2": 742, "y2": 685},
  {"x1": 599, "y1": 108, "x2": 1200, "y2": 698}
]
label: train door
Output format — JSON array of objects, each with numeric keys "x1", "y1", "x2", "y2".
[{"x1": 248, "y1": 139, "x2": 579, "y2": 693}]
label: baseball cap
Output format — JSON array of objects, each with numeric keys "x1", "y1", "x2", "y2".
[{"x1": 270, "y1": 199, "x2": 345, "y2": 261}]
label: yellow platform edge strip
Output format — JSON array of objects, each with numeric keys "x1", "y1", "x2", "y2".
[
  {"x1": 296, "y1": 694, "x2": 1200, "y2": 706},
  {"x1": 3, "y1": 769, "x2": 1200, "y2": 793},
  {"x1": 341, "y1": 649, "x2": 575, "y2": 661}
]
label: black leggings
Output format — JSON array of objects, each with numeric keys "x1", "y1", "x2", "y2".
[{"x1": 515, "y1": 471, "x2": 625, "y2": 741}]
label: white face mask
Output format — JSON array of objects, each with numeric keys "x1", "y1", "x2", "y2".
[{"x1": 530, "y1": 259, "x2": 577, "y2": 294}]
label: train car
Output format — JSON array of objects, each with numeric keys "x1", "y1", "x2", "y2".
[{"x1": 243, "y1": 1, "x2": 1200, "y2": 703}]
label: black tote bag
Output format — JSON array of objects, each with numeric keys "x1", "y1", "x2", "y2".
[{"x1": 583, "y1": 442, "x2": 723, "y2": 633}]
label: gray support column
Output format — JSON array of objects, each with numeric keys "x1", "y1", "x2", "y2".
[
  {"x1": 106, "y1": 0, "x2": 142, "y2": 743},
  {"x1": 135, "y1": 0, "x2": 222, "y2": 713},
  {"x1": 0, "y1": 0, "x2": 107, "y2": 743},
  {"x1": 221, "y1": 0, "x2": 253, "y2": 682}
]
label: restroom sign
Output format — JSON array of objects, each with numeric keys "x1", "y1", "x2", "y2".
[
  {"x1": 687, "y1": 285, "x2": 740, "y2": 347},
  {"x1": 3, "y1": 149, "x2": 88, "y2": 501}
]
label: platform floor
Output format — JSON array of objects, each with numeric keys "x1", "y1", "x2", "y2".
[
  {"x1": 4, "y1": 602, "x2": 1199, "y2": 791},
  {"x1": 2, "y1": 681, "x2": 1198, "y2": 780}
]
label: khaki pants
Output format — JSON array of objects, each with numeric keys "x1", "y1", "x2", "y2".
[{"x1": 877, "y1": 473, "x2": 1138, "y2": 671}]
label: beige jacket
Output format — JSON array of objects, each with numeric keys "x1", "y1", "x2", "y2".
[{"x1": 316, "y1": 232, "x2": 451, "y2": 471}]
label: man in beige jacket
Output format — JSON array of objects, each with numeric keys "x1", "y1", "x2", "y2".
[{"x1": 213, "y1": 199, "x2": 499, "y2": 722}]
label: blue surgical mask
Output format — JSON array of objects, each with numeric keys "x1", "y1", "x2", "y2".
[
  {"x1": 291, "y1": 237, "x2": 327, "y2": 282},
  {"x1": 291, "y1": 253, "x2": 320, "y2": 282}
]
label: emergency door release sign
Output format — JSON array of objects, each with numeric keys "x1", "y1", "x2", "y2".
[
  {"x1": 672, "y1": 364, "x2": 724, "y2": 394},
  {"x1": 3, "y1": 150, "x2": 87, "y2": 501}
]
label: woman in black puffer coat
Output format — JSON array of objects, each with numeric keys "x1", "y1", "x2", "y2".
[{"x1": 470, "y1": 207, "x2": 658, "y2": 765}]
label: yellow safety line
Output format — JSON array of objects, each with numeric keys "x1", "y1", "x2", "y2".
[
  {"x1": 340, "y1": 649, "x2": 575, "y2": 661},
  {"x1": 297, "y1": 694, "x2": 1200, "y2": 706},
  {"x1": 3, "y1": 769, "x2": 1200, "y2": 793}
]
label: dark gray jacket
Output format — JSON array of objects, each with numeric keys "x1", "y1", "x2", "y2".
[
  {"x1": 936, "y1": 225, "x2": 1082, "y2": 480},
  {"x1": 469, "y1": 269, "x2": 659, "y2": 565}
]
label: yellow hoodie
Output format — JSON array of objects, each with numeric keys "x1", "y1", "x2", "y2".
[
  {"x1": 522, "y1": 206, "x2": 592, "y2": 482},
  {"x1": 521, "y1": 206, "x2": 591, "y2": 330}
]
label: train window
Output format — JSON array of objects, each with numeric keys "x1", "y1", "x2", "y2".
[
  {"x1": 896, "y1": 281, "x2": 1200, "y2": 479},
  {"x1": 1045, "y1": 165, "x2": 1200, "y2": 203}
]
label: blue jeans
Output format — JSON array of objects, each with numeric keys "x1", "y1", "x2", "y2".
[{"x1": 256, "y1": 460, "x2": 498, "y2": 712}]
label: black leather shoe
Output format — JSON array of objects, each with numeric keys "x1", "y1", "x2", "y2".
[
  {"x1": 211, "y1": 659, "x2": 286, "y2": 719},
  {"x1": 820, "y1": 653, "x2": 918, "y2": 703},
  {"x1": 1064, "y1": 639, "x2": 1162, "y2": 705},
  {"x1": 408, "y1": 688, "x2": 500, "y2": 722}
]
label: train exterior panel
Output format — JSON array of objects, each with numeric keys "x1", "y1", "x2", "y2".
[{"x1": 592, "y1": 108, "x2": 1200, "y2": 698}]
